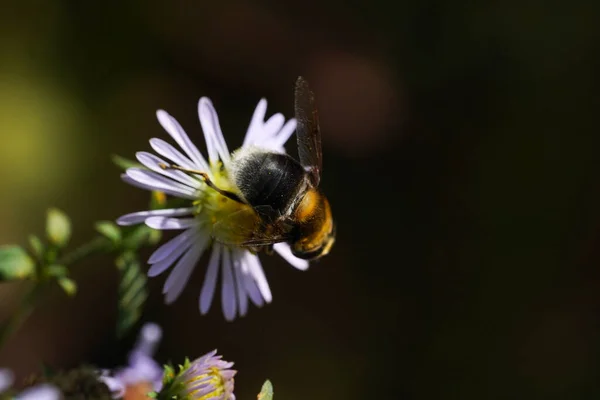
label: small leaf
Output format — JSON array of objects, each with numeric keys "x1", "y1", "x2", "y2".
[
  {"x1": 122, "y1": 225, "x2": 161, "y2": 250},
  {"x1": 112, "y1": 154, "x2": 144, "y2": 171},
  {"x1": 162, "y1": 364, "x2": 176, "y2": 385},
  {"x1": 46, "y1": 208, "x2": 71, "y2": 247},
  {"x1": 0, "y1": 246, "x2": 35, "y2": 281},
  {"x1": 46, "y1": 264, "x2": 68, "y2": 278},
  {"x1": 58, "y1": 277, "x2": 77, "y2": 296},
  {"x1": 116, "y1": 252, "x2": 148, "y2": 337},
  {"x1": 95, "y1": 221, "x2": 122, "y2": 244},
  {"x1": 258, "y1": 380, "x2": 274, "y2": 400},
  {"x1": 28, "y1": 235, "x2": 44, "y2": 260}
]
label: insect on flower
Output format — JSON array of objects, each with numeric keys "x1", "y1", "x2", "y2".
[{"x1": 117, "y1": 77, "x2": 335, "y2": 320}]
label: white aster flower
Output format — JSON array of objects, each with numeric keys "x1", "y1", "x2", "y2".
[{"x1": 117, "y1": 97, "x2": 309, "y2": 320}]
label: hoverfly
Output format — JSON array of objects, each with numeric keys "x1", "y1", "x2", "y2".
[{"x1": 162, "y1": 77, "x2": 335, "y2": 260}]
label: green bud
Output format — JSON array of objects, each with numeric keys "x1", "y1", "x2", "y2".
[
  {"x1": 46, "y1": 208, "x2": 71, "y2": 247},
  {"x1": 111, "y1": 154, "x2": 144, "y2": 171},
  {"x1": 0, "y1": 245, "x2": 35, "y2": 281},
  {"x1": 258, "y1": 380, "x2": 274, "y2": 400},
  {"x1": 28, "y1": 235, "x2": 45, "y2": 260},
  {"x1": 58, "y1": 277, "x2": 77, "y2": 296},
  {"x1": 46, "y1": 264, "x2": 68, "y2": 278},
  {"x1": 95, "y1": 221, "x2": 122, "y2": 244}
]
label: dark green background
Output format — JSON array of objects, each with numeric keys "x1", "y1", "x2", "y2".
[{"x1": 0, "y1": 1, "x2": 599, "y2": 399}]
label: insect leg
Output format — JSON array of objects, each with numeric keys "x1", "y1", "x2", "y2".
[
  {"x1": 264, "y1": 243, "x2": 274, "y2": 256},
  {"x1": 159, "y1": 163, "x2": 247, "y2": 204}
]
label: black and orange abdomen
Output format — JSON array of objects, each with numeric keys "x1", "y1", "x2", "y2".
[{"x1": 290, "y1": 188, "x2": 335, "y2": 260}]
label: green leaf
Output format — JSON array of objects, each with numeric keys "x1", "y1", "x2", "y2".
[
  {"x1": 115, "y1": 252, "x2": 148, "y2": 337},
  {"x1": 162, "y1": 364, "x2": 176, "y2": 386},
  {"x1": 95, "y1": 221, "x2": 122, "y2": 244},
  {"x1": 46, "y1": 264, "x2": 68, "y2": 278},
  {"x1": 28, "y1": 235, "x2": 44, "y2": 260},
  {"x1": 0, "y1": 246, "x2": 35, "y2": 281},
  {"x1": 58, "y1": 277, "x2": 77, "y2": 296},
  {"x1": 122, "y1": 225, "x2": 161, "y2": 250},
  {"x1": 111, "y1": 154, "x2": 144, "y2": 171},
  {"x1": 258, "y1": 380, "x2": 274, "y2": 400},
  {"x1": 46, "y1": 208, "x2": 71, "y2": 247}
]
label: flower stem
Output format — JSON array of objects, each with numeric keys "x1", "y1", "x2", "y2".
[
  {"x1": 0, "y1": 283, "x2": 43, "y2": 348},
  {"x1": 0, "y1": 236, "x2": 113, "y2": 349},
  {"x1": 58, "y1": 236, "x2": 113, "y2": 266}
]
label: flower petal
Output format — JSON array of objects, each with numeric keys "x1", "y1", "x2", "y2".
[
  {"x1": 271, "y1": 119, "x2": 297, "y2": 149},
  {"x1": 200, "y1": 244, "x2": 221, "y2": 315},
  {"x1": 148, "y1": 228, "x2": 198, "y2": 277},
  {"x1": 17, "y1": 384, "x2": 61, "y2": 400},
  {"x1": 145, "y1": 216, "x2": 198, "y2": 230},
  {"x1": 150, "y1": 138, "x2": 197, "y2": 170},
  {"x1": 245, "y1": 252, "x2": 272, "y2": 303},
  {"x1": 221, "y1": 248, "x2": 237, "y2": 321},
  {"x1": 232, "y1": 249, "x2": 248, "y2": 317},
  {"x1": 198, "y1": 97, "x2": 230, "y2": 164},
  {"x1": 243, "y1": 271, "x2": 264, "y2": 307},
  {"x1": 273, "y1": 243, "x2": 310, "y2": 271},
  {"x1": 163, "y1": 233, "x2": 208, "y2": 304},
  {"x1": 117, "y1": 208, "x2": 194, "y2": 226},
  {"x1": 121, "y1": 174, "x2": 193, "y2": 199},
  {"x1": 135, "y1": 322, "x2": 162, "y2": 357},
  {"x1": 0, "y1": 368, "x2": 14, "y2": 393},
  {"x1": 262, "y1": 113, "x2": 285, "y2": 139},
  {"x1": 125, "y1": 168, "x2": 197, "y2": 199},
  {"x1": 239, "y1": 253, "x2": 264, "y2": 307},
  {"x1": 243, "y1": 98, "x2": 267, "y2": 147},
  {"x1": 148, "y1": 227, "x2": 200, "y2": 264},
  {"x1": 156, "y1": 110, "x2": 210, "y2": 172},
  {"x1": 136, "y1": 152, "x2": 200, "y2": 188},
  {"x1": 98, "y1": 375, "x2": 125, "y2": 398}
]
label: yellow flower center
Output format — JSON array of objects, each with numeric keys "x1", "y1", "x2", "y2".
[
  {"x1": 193, "y1": 162, "x2": 257, "y2": 245},
  {"x1": 187, "y1": 367, "x2": 228, "y2": 400}
]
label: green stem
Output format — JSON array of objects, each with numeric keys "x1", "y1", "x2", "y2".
[
  {"x1": 58, "y1": 236, "x2": 113, "y2": 266},
  {"x1": 0, "y1": 236, "x2": 112, "y2": 349},
  {"x1": 0, "y1": 283, "x2": 44, "y2": 348}
]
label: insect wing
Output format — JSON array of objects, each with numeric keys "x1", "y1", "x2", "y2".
[
  {"x1": 212, "y1": 206, "x2": 292, "y2": 247},
  {"x1": 294, "y1": 76, "x2": 323, "y2": 186},
  {"x1": 212, "y1": 206, "x2": 262, "y2": 246}
]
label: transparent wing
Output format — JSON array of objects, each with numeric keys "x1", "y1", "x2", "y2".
[
  {"x1": 294, "y1": 76, "x2": 323, "y2": 186},
  {"x1": 212, "y1": 206, "x2": 293, "y2": 247}
]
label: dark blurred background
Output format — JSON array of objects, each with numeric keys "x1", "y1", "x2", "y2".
[{"x1": 1, "y1": 1, "x2": 599, "y2": 399}]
